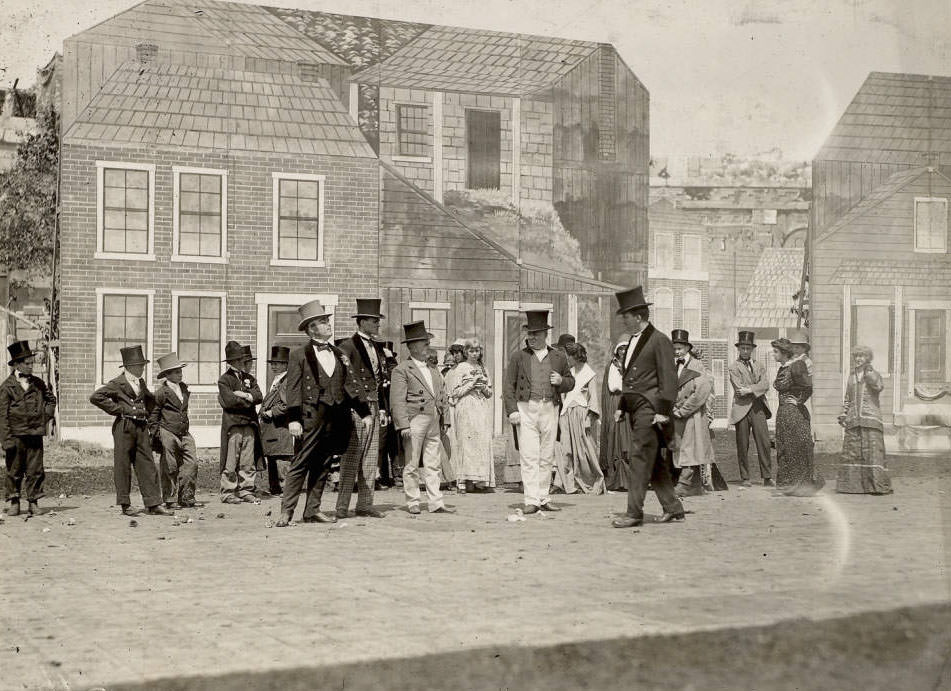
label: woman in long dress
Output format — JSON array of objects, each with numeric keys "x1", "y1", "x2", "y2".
[
  {"x1": 771, "y1": 336, "x2": 823, "y2": 496},
  {"x1": 553, "y1": 343, "x2": 605, "y2": 494},
  {"x1": 447, "y1": 338, "x2": 495, "y2": 493},
  {"x1": 599, "y1": 337, "x2": 632, "y2": 491},
  {"x1": 836, "y1": 345, "x2": 892, "y2": 494}
]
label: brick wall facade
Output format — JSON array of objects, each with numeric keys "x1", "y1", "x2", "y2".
[{"x1": 59, "y1": 142, "x2": 379, "y2": 437}]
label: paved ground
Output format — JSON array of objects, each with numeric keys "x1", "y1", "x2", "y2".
[{"x1": 2, "y1": 467, "x2": 949, "y2": 690}]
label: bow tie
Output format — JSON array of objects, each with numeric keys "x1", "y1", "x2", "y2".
[
  {"x1": 312, "y1": 341, "x2": 331, "y2": 351},
  {"x1": 676, "y1": 358, "x2": 685, "y2": 366}
]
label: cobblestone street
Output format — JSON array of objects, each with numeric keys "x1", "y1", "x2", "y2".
[{"x1": 2, "y1": 472, "x2": 949, "y2": 690}]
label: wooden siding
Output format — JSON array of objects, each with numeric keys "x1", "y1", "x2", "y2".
[{"x1": 811, "y1": 159, "x2": 912, "y2": 237}]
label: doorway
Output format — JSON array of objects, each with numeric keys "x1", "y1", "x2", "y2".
[{"x1": 467, "y1": 109, "x2": 501, "y2": 190}]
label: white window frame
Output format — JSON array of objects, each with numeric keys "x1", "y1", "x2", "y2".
[
  {"x1": 392, "y1": 101, "x2": 433, "y2": 163},
  {"x1": 171, "y1": 166, "x2": 229, "y2": 264},
  {"x1": 271, "y1": 172, "x2": 326, "y2": 268},
  {"x1": 914, "y1": 197, "x2": 948, "y2": 253},
  {"x1": 253, "y1": 292, "x2": 338, "y2": 386},
  {"x1": 682, "y1": 287, "x2": 702, "y2": 338},
  {"x1": 409, "y1": 302, "x2": 451, "y2": 355},
  {"x1": 170, "y1": 290, "x2": 228, "y2": 393},
  {"x1": 95, "y1": 161, "x2": 156, "y2": 262},
  {"x1": 95, "y1": 287, "x2": 154, "y2": 386},
  {"x1": 682, "y1": 234, "x2": 703, "y2": 272},
  {"x1": 654, "y1": 232, "x2": 674, "y2": 270},
  {"x1": 652, "y1": 287, "x2": 673, "y2": 335}
]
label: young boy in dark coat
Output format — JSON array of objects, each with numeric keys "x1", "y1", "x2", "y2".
[
  {"x1": 218, "y1": 341, "x2": 263, "y2": 504},
  {"x1": 148, "y1": 352, "x2": 199, "y2": 508},
  {"x1": 1, "y1": 341, "x2": 56, "y2": 516}
]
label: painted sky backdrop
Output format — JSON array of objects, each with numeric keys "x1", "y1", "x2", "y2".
[{"x1": 2, "y1": 0, "x2": 949, "y2": 159}]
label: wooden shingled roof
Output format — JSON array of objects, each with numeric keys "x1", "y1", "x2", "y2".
[
  {"x1": 734, "y1": 247, "x2": 804, "y2": 328},
  {"x1": 74, "y1": 0, "x2": 346, "y2": 66},
  {"x1": 351, "y1": 25, "x2": 600, "y2": 95},
  {"x1": 64, "y1": 61, "x2": 375, "y2": 157},
  {"x1": 817, "y1": 71, "x2": 951, "y2": 164}
]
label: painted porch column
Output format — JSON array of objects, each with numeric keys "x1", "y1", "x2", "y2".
[
  {"x1": 568, "y1": 293, "x2": 578, "y2": 337},
  {"x1": 348, "y1": 83, "x2": 359, "y2": 123},
  {"x1": 433, "y1": 91, "x2": 444, "y2": 203},
  {"x1": 893, "y1": 285, "x2": 903, "y2": 415},
  {"x1": 512, "y1": 96, "x2": 521, "y2": 208}
]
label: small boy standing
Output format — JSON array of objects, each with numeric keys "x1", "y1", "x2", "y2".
[
  {"x1": 1, "y1": 341, "x2": 56, "y2": 516},
  {"x1": 218, "y1": 341, "x2": 263, "y2": 504},
  {"x1": 149, "y1": 352, "x2": 199, "y2": 508},
  {"x1": 259, "y1": 345, "x2": 293, "y2": 495}
]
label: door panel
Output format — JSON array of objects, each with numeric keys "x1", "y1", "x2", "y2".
[
  {"x1": 266, "y1": 305, "x2": 310, "y2": 389},
  {"x1": 915, "y1": 310, "x2": 946, "y2": 384}
]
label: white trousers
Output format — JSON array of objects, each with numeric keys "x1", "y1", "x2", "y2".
[
  {"x1": 516, "y1": 400, "x2": 557, "y2": 507},
  {"x1": 402, "y1": 413, "x2": 445, "y2": 511}
]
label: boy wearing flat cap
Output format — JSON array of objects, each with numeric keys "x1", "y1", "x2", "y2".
[
  {"x1": 1, "y1": 341, "x2": 56, "y2": 516},
  {"x1": 149, "y1": 352, "x2": 199, "y2": 509}
]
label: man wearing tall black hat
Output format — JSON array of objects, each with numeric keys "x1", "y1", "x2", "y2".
[
  {"x1": 218, "y1": 342, "x2": 263, "y2": 504},
  {"x1": 503, "y1": 310, "x2": 575, "y2": 514},
  {"x1": 335, "y1": 299, "x2": 389, "y2": 519},
  {"x1": 389, "y1": 321, "x2": 454, "y2": 515},
  {"x1": 670, "y1": 330, "x2": 715, "y2": 498},
  {"x1": 276, "y1": 301, "x2": 372, "y2": 526},
  {"x1": 1, "y1": 341, "x2": 56, "y2": 516},
  {"x1": 728, "y1": 331, "x2": 773, "y2": 488},
  {"x1": 90, "y1": 345, "x2": 171, "y2": 516},
  {"x1": 610, "y1": 287, "x2": 685, "y2": 529},
  {"x1": 259, "y1": 345, "x2": 293, "y2": 495}
]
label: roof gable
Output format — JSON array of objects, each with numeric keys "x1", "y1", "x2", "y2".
[
  {"x1": 64, "y1": 61, "x2": 375, "y2": 157},
  {"x1": 735, "y1": 247, "x2": 804, "y2": 328},
  {"x1": 816, "y1": 71, "x2": 951, "y2": 165},
  {"x1": 816, "y1": 166, "x2": 951, "y2": 244}
]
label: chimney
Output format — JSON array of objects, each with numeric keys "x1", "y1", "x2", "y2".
[{"x1": 135, "y1": 42, "x2": 158, "y2": 64}]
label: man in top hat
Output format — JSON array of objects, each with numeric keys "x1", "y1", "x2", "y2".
[
  {"x1": 90, "y1": 345, "x2": 171, "y2": 516},
  {"x1": 276, "y1": 301, "x2": 372, "y2": 526},
  {"x1": 335, "y1": 298, "x2": 389, "y2": 519},
  {"x1": 259, "y1": 345, "x2": 293, "y2": 495},
  {"x1": 610, "y1": 287, "x2": 685, "y2": 529},
  {"x1": 670, "y1": 330, "x2": 715, "y2": 498},
  {"x1": 217, "y1": 341, "x2": 263, "y2": 504},
  {"x1": 728, "y1": 331, "x2": 773, "y2": 488},
  {"x1": 148, "y1": 352, "x2": 199, "y2": 509},
  {"x1": 1, "y1": 341, "x2": 56, "y2": 516},
  {"x1": 503, "y1": 310, "x2": 575, "y2": 514},
  {"x1": 389, "y1": 321, "x2": 455, "y2": 514}
]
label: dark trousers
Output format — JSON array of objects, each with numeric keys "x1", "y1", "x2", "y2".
[
  {"x1": 626, "y1": 403, "x2": 684, "y2": 520},
  {"x1": 4, "y1": 436, "x2": 45, "y2": 502},
  {"x1": 112, "y1": 419, "x2": 162, "y2": 507},
  {"x1": 281, "y1": 403, "x2": 349, "y2": 519},
  {"x1": 735, "y1": 403, "x2": 772, "y2": 481}
]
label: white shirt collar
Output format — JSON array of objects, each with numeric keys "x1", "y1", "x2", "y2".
[
  {"x1": 531, "y1": 346, "x2": 549, "y2": 361},
  {"x1": 124, "y1": 370, "x2": 141, "y2": 390},
  {"x1": 410, "y1": 357, "x2": 428, "y2": 369}
]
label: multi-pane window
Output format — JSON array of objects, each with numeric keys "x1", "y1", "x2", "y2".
[
  {"x1": 101, "y1": 294, "x2": 149, "y2": 380},
  {"x1": 682, "y1": 234, "x2": 703, "y2": 271},
  {"x1": 397, "y1": 104, "x2": 430, "y2": 157},
  {"x1": 915, "y1": 198, "x2": 948, "y2": 253},
  {"x1": 410, "y1": 307, "x2": 448, "y2": 359},
  {"x1": 652, "y1": 288, "x2": 673, "y2": 335},
  {"x1": 653, "y1": 233, "x2": 674, "y2": 269},
  {"x1": 276, "y1": 177, "x2": 321, "y2": 262},
  {"x1": 178, "y1": 172, "x2": 223, "y2": 257},
  {"x1": 102, "y1": 167, "x2": 150, "y2": 254},
  {"x1": 851, "y1": 303, "x2": 893, "y2": 375},
  {"x1": 176, "y1": 295, "x2": 222, "y2": 385},
  {"x1": 682, "y1": 288, "x2": 702, "y2": 336}
]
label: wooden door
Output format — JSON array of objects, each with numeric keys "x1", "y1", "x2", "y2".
[
  {"x1": 467, "y1": 110, "x2": 501, "y2": 190},
  {"x1": 915, "y1": 310, "x2": 946, "y2": 384},
  {"x1": 265, "y1": 305, "x2": 310, "y2": 389}
]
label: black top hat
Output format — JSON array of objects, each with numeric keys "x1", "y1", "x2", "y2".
[
  {"x1": 240, "y1": 345, "x2": 256, "y2": 361},
  {"x1": 7, "y1": 340, "x2": 34, "y2": 366},
  {"x1": 671, "y1": 329, "x2": 692, "y2": 348},
  {"x1": 735, "y1": 331, "x2": 757, "y2": 348},
  {"x1": 352, "y1": 298, "x2": 385, "y2": 320},
  {"x1": 119, "y1": 345, "x2": 149, "y2": 368},
  {"x1": 401, "y1": 321, "x2": 434, "y2": 344},
  {"x1": 223, "y1": 341, "x2": 245, "y2": 362},
  {"x1": 555, "y1": 333, "x2": 576, "y2": 348},
  {"x1": 267, "y1": 345, "x2": 290, "y2": 363},
  {"x1": 615, "y1": 286, "x2": 652, "y2": 315},
  {"x1": 524, "y1": 310, "x2": 552, "y2": 332}
]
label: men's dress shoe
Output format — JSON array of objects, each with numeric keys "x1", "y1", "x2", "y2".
[
  {"x1": 120, "y1": 504, "x2": 136, "y2": 516},
  {"x1": 741, "y1": 480, "x2": 752, "y2": 488},
  {"x1": 355, "y1": 508, "x2": 385, "y2": 518},
  {"x1": 275, "y1": 512, "x2": 294, "y2": 527},
  {"x1": 539, "y1": 503, "x2": 560, "y2": 512},
  {"x1": 763, "y1": 479, "x2": 776, "y2": 488},
  {"x1": 28, "y1": 501, "x2": 38, "y2": 515},
  {"x1": 335, "y1": 509, "x2": 349, "y2": 520},
  {"x1": 302, "y1": 512, "x2": 337, "y2": 524},
  {"x1": 612, "y1": 516, "x2": 643, "y2": 528},
  {"x1": 7, "y1": 501, "x2": 20, "y2": 517},
  {"x1": 658, "y1": 512, "x2": 686, "y2": 523},
  {"x1": 432, "y1": 506, "x2": 456, "y2": 514},
  {"x1": 146, "y1": 505, "x2": 174, "y2": 516},
  {"x1": 522, "y1": 505, "x2": 540, "y2": 515},
  {"x1": 407, "y1": 505, "x2": 421, "y2": 515},
  {"x1": 165, "y1": 502, "x2": 176, "y2": 510}
]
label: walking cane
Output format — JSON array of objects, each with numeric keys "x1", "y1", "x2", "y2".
[{"x1": 511, "y1": 423, "x2": 520, "y2": 451}]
